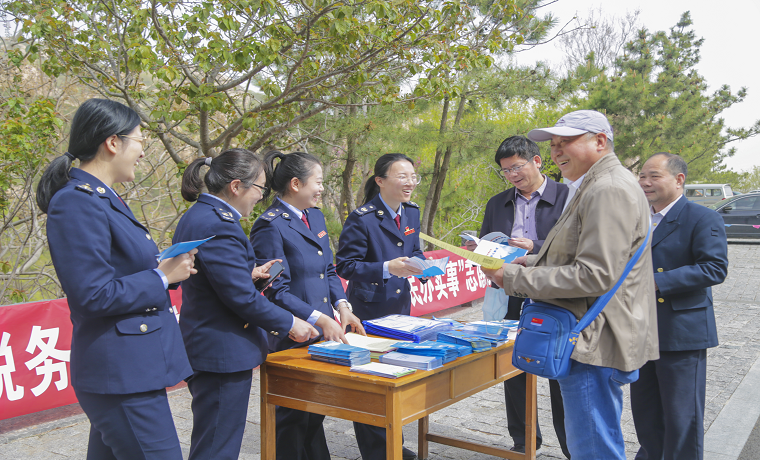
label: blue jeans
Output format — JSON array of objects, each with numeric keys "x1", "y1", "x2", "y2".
[{"x1": 559, "y1": 360, "x2": 639, "y2": 459}]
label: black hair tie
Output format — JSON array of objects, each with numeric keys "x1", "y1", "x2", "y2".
[{"x1": 63, "y1": 152, "x2": 76, "y2": 161}]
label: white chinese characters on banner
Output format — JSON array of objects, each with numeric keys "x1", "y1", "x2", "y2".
[
  {"x1": 24, "y1": 326, "x2": 71, "y2": 397},
  {"x1": 409, "y1": 251, "x2": 488, "y2": 311},
  {"x1": 0, "y1": 332, "x2": 24, "y2": 401}
]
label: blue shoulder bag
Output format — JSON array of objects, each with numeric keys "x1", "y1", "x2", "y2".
[{"x1": 511, "y1": 228, "x2": 651, "y2": 379}]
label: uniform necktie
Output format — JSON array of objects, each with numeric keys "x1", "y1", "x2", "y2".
[
  {"x1": 394, "y1": 214, "x2": 401, "y2": 230},
  {"x1": 301, "y1": 213, "x2": 310, "y2": 230}
]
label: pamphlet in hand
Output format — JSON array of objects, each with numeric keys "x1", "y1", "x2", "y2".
[
  {"x1": 460, "y1": 231, "x2": 512, "y2": 245},
  {"x1": 403, "y1": 256, "x2": 450, "y2": 278},
  {"x1": 156, "y1": 236, "x2": 215, "y2": 261},
  {"x1": 460, "y1": 232, "x2": 527, "y2": 265}
]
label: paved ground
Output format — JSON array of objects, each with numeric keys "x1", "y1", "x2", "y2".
[{"x1": 1, "y1": 241, "x2": 759, "y2": 459}]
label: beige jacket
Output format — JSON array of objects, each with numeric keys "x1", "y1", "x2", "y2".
[{"x1": 502, "y1": 153, "x2": 658, "y2": 371}]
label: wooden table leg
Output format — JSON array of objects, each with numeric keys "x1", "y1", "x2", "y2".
[
  {"x1": 524, "y1": 372, "x2": 537, "y2": 460},
  {"x1": 386, "y1": 388, "x2": 403, "y2": 460},
  {"x1": 418, "y1": 415, "x2": 429, "y2": 460},
  {"x1": 261, "y1": 365, "x2": 276, "y2": 460}
]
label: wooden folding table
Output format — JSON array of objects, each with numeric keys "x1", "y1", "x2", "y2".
[{"x1": 260, "y1": 341, "x2": 537, "y2": 460}]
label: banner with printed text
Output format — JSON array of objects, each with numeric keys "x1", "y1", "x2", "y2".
[{"x1": 0, "y1": 250, "x2": 486, "y2": 420}]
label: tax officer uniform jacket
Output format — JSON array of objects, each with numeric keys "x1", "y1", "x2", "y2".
[
  {"x1": 173, "y1": 194, "x2": 293, "y2": 373},
  {"x1": 336, "y1": 194, "x2": 425, "y2": 321},
  {"x1": 46, "y1": 168, "x2": 192, "y2": 394},
  {"x1": 250, "y1": 201, "x2": 346, "y2": 352}
]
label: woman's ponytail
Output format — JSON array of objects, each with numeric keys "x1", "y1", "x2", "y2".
[
  {"x1": 36, "y1": 154, "x2": 74, "y2": 213},
  {"x1": 180, "y1": 157, "x2": 208, "y2": 202}
]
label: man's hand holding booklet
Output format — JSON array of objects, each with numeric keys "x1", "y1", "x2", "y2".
[{"x1": 460, "y1": 232, "x2": 528, "y2": 265}]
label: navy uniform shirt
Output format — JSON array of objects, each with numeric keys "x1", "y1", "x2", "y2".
[
  {"x1": 336, "y1": 194, "x2": 425, "y2": 321},
  {"x1": 46, "y1": 168, "x2": 192, "y2": 394},
  {"x1": 173, "y1": 194, "x2": 293, "y2": 373},
  {"x1": 250, "y1": 199, "x2": 346, "y2": 351}
]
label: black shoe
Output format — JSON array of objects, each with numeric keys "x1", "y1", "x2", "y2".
[
  {"x1": 402, "y1": 446, "x2": 418, "y2": 460},
  {"x1": 511, "y1": 443, "x2": 541, "y2": 453}
]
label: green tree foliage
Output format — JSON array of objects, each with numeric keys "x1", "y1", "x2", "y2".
[
  {"x1": 570, "y1": 12, "x2": 760, "y2": 177},
  {"x1": 7, "y1": 0, "x2": 539, "y2": 163}
]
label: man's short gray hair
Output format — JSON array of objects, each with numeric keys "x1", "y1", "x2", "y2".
[{"x1": 650, "y1": 152, "x2": 688, "y2": 179}]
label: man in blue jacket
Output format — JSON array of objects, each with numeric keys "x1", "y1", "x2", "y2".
[
  {"x1": 634, "y1": 152, "x2": 728, "y2": 460},
  {"x1": 476, "y1": 136, "x2": 570, "y2": 456}
]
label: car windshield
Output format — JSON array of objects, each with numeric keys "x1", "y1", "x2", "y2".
[{"x1": 709, "y1": 195, "x2": 741, "y2": 210}]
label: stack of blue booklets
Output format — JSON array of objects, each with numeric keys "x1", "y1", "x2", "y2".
[
  {"x1": 391, "y1": 341, "x2": 460, "y2": 364},
  {"x1": 437, "y1": 331, "x2": 492, "y2": 352},
  {"x1": 379, "y1": 351, "x2": 443, "y2": 370},
  {"x1": 363, "y1": 314, "x2": 454, "y2": 343},
  {"x1": 455, "y1": 320, "x2": 519, "y2": 346},
  {"x1": 308, "y1": 341, "x2": 371, "y2": 366}
]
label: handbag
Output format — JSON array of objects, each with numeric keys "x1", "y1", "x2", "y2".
[
  {"x1": 482, "y1": 286, "x2": 510, "y2": 321},
  {"x1": 511, "y1": 227, "x2": 651, "y2": 379}
]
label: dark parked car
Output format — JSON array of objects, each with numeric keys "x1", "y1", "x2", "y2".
[{"x1": 710, "y1": 192, "x2": 760, "y2": 239}]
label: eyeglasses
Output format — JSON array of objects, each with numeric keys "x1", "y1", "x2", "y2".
[
  {"x1": 500, "y1": 162, "x2": 530, "y2": 175},
  {"x1": 120, "y1": 134, "x2": 150, "y2": 145},
  {"x1": 391, "y1": 174, "x2": 421, "y2": 185},
  {"x1": 251, "y1": 183, "x2": 270, "y2": 195}
]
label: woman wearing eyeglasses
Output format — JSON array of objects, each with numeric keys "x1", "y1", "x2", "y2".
[
  {"x1": 173, "y1": 149, "x2": 318, "y2": 460},
  {"x1": 335, "y1": 153, "x2": 426, "y2": 460},
  {"x1": 249, "y1": 150, "x2": 366, "y2": 460},
  {"x1": 36, "y1": 99, "x2": 197, "y2": 459}
]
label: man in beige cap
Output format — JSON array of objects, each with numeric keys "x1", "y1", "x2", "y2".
[{"x1": 482, "y1": 110, "x2": 658, "y2": 459}]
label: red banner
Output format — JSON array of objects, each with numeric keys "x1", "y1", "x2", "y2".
[
  {"x1": 409, "y1": 249, "x2": 488, "y2": 316},
  {"x1": 0, "y1": 249, "x2": 485, "y2": 421},
  {"x1": 0, "y1": 298, "x2": 76, "y2": 420}
]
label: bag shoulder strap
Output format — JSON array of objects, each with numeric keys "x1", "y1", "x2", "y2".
[{"x1": 573, "y1": 225, "x2": 652, "y2": 333}]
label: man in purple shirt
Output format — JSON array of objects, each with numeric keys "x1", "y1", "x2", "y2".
[{"x1": 477, "y1": 136, "x2": 570, "y2": 457}]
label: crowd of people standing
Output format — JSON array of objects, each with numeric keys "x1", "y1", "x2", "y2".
[{"x1": 36, "y1": 99, "x2": 727, "y2": 460}]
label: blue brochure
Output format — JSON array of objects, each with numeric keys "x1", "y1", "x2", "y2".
[{"x1": 156, "y1": 236, "x2": 215, "y2": 261}]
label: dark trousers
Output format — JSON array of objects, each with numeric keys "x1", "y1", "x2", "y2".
[
  {"x1": 630, "y1": 349, "x2": 707, "y2": 460},
  {"x1": 276, "y1": 407, "x2": 331, "y2": 460},
  {"x1": 187, "y1": 369, "x2": 253, "y2": 460},
  {"x1": 75, "y1": 388, "x2": 183, "y2": 460},
  {"x1": 354, "y1": 422, "x2": 409, "y2": 460},
  {"x1": 504, "y1": 296, "x2": 570, "y2": 458}
]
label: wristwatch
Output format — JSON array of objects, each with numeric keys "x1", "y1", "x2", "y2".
[{"x1": 335, "y1": 300, "x2": 353, "y2": 313}]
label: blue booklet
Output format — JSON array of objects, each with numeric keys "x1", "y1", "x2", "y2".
[
  {"x1": 156, "y1": 236, "x2": 215, "y2": 261},
  {"x1": 362, "y1": 315, "x2": 455, "y2": 343},
  {"x1": 308, "y1": 341, "x2": 371, "y2": 359},
  {"x1": 437, "y1": 331, "x2": 492, "y2": 352},
  {"x1": 311, "y1": 354, "x2": 371, "y2": 367},
  {"x1": 379, "y1": 351, "x2": 443, "y2": 370},
  {"x1": 403, "y1": 256, "x2": 450, "y2": 278},
  {"x1": 391, "y1": 341, "x2": 458, "y2": 363}
]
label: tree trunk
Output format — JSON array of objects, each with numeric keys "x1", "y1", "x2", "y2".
[
  {"x1": 339, "y1": 105, "x2": 358, "y2": 224},
  {"x1": 422, "y1": 95, "x2": 467, "y2": 248},
  {"x1": 421, "y1": 96, "x2": 450, "y2": 234}
]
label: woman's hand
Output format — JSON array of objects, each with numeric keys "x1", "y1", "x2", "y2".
[
  {"x1": 338, "y1": 305, "x2": 366, "y2": 336},
  {"x1": 315, "y1": 314, "x2": 348, "y2": 343},
  {"x1": 252, "y1": 259, "x2": 282, "y2": 281},
  {"x1": 388, "y1": 257, "x2": 423, "y2": 278},
  {"x1": 158, "y1": 248, "x2": 198, "y2": 284},
  {"x1": 288, "y1": 317, "x2": 319, "y2": 342},
  {"x1": 464, "y1": 240, "x2": 478, "y2": 251}
]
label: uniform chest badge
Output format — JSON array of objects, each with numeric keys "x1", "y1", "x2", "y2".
[
  {"x1": 404, "y1": 226, "x2": 415, "y2": 235},
  {"x1": 317, "y1": 230, "x2": 327, "y2": 238}
]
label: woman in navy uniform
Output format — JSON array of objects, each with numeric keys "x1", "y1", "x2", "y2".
[
  {"x1": 336, "y1": 153, "x2": 426, "y2": 460},
  {"x1": 250, "y1": 150, "x2": 366, "y2": 460},
  {"x1": 174, "y1": 149, "x2": 318, "y2": 460},
  {"x1": 36, "y1": 99, "x2": 197, "y2": 460}
]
